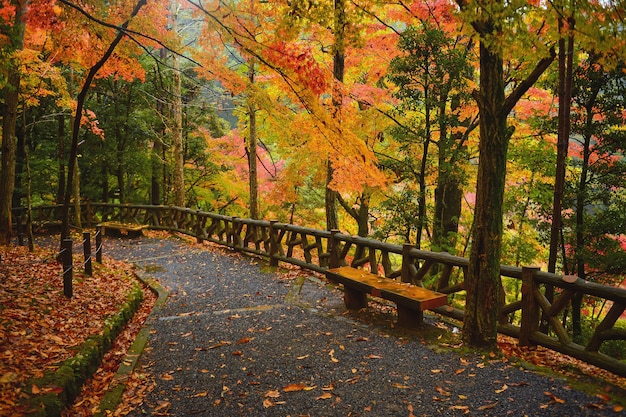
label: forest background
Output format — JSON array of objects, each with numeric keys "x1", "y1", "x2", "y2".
[{"x1": 0, "y1": 0, "x2": 625, "y2": 348}]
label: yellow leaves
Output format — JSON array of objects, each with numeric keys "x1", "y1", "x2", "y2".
[{"x1": 328, "y1": 349, "x2": 339, "y2": 363}]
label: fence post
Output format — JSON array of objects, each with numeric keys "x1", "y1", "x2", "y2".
[
  {"x1": 401, "y1": 244, "x2": 414, "y2": 284},
  {"x1": 230, "y1": 217, "x2": 239, "y2": 248},
  {"x1": 329, "y1": 230, "x2": 341, "y2": 269},
  {"x1": 62, "y1": 238, "x2": 73, "y2": 298},
  {"x1": 83, "y1": 232, "x2": 92, "y2": 276},
  {"x1": 269, "y1": 220, "x2": 279, "y2": 267},
  {"x1": 95, "y1": 227, "x2": 103, "y2": 263},
  {"x1": 520, "y1": 266, "x2": 541, "y2": 347},
  {"x1": 195, "y1": 210, "x2": 204, "y2": 244}
]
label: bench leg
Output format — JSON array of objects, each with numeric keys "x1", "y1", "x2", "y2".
[
  {"x1": 344, "y1": 287, "x2": 368, "y2": 310},
  {"x1": 396, "y1": 306, "x2": 423, "y2": 328}
]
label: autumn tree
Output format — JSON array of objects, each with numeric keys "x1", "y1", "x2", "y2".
[
  {"x1": 0, "y1": 1, "x2": 27, "y2": 244},
  {"x1": 386, "y1": 22, "x2": 473, "y2": 251},
  {"x1": 564, "y1": 53, "x2": 626, "y2": 341},
  {"x1": 458, "y1": 0, "x2": 555, "y2": 348}
]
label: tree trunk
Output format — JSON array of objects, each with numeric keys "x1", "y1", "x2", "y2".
[
  {"x1": 57, "y1": 115, "x2": 66, "y2": 204},
  {"x1": 544, "y1": 15, "x2": 575, "y2": 331},
  {"x1": 247, "y1": 59, "x2": 259, "y2": 219},
  {"x1": 0, "y1": 0, "x2": 27, "y2": 245},
  {"x1": 170, "y1": 4, "x2": 185, "y2": 207},
  {"x1": 72, "y1": 157, "x2": 81, "y2": 229},
  {"x1": 463, "y1": 40, "x2": 508, "y2": 349},
  {"x1": 416, "y1": 84, "x2": 431, "y2": 249},
  {"x1": 151, "y1": 137, "x2": 162, "y2": 205},
  {"x1": 115, "y1": 125, "x2": 126, "y2": 203},
  {"x1": 326, "y1": 0, "x2": 345, "y2": 231},
  {"x1": 325, "y1": 163, "x2": 339, "y2": 230}
]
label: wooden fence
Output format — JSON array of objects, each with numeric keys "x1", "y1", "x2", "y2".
[{"x1": 12, "y1": 202, "x2": 626, "y2": 377}]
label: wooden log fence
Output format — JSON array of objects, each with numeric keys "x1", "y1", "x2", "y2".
[{"x1": 11, "y1": 203, "x2": 626, "y2": 377}]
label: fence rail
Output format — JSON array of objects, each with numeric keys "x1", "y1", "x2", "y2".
[{"x1": 11, "y1": 203, "x2": 626, "y2": 377}]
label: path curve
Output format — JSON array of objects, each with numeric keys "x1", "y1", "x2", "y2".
[{"x1": 103, "y1": 236, "x2": 618, "y2": 416}]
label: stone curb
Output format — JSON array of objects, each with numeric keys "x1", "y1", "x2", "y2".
[{"x1": 94, "y1": 272, "x2": 169, "y2": 417}]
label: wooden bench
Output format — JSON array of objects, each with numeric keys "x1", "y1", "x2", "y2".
[
  {"x1": 97, "y1": 221, "x2": 148, "y2": 238},
  {"x1": 326, "y1": 266, "x2": 448, "y2": 328}
]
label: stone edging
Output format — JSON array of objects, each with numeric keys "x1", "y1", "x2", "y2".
[{"x1": 94, "y1": 272, "x2": 168, "y2": 416}]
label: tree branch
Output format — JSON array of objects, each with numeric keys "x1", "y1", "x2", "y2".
[{"x1": 502, "y1": 47, "x2": 556, "y2": 117}]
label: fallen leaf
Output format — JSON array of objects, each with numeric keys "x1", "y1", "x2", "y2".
[
  {"x1": 265, "y1": 390, "x2": 280, "y2": 398},
  {"x1": 236, "y1": 337, "x2": 252, "y2": 344},
  {"x1": 431, "y1": 369, "x2": 443, "y2": 374},
  {"x1": 478, "y1": 401, "x2": 499, "y2": 410},
  {"x1": 364, "y1": 354, "x2": 382, "y2": 359},
  {"x1": 208, "y1": 341, "x2": 231, "y2": 349},
  {"x1": 0, "y1": 372, "x2": 18, "y2": 384},
  {"x1": 450, "y1": 405, "x2": 469, "y2": 412},
  {"x1": 495, "y1": 384, "x2": 508, "y2": 394},
  {"x1": 392, "y1": 383, "x2": 411, "y2": 389},
  {"x1": 263, "y1": 398, "x2": 276, "y2": 408},
  {"x1": 317, "y1": 392, "x2": 333, "y2": 400},
  {"x1": 283, "y1": 383, "x2": 316, "y2": 392},
  {"x1": 161, "y1": 373, "x2": 174, "y2": 381}
]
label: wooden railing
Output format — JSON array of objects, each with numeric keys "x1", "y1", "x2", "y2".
[{"x1": 12, "y1": 203, "x2": 626, "y2": 377}]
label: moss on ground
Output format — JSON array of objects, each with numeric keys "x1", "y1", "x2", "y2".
[{"x1": 20, "y1": 282, "x2": 144, "y2": 417}]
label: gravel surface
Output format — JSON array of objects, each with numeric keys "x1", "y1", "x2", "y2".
[{"x1": 98, "y1": 235, "x2": 618, "y2": 417}]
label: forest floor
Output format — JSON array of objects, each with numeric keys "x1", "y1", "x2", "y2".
[{"x1": 1, "y1": 231, "x2": 625, "y2": 416}]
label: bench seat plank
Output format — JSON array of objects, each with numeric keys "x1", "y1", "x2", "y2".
[
  {"x1": 98, "y1": 221, "x2": 148, "y2": 237},
  {"x1": 327, "y1": 266, "x2": 448, "y2": 311}
]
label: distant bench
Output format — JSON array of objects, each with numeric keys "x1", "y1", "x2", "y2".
[
  {"x1": 97, "y1": 221, "x2": 148, "y2": 238},
  {"x1": 326, "y1": 266, "x2": 448, "y2": 328}
]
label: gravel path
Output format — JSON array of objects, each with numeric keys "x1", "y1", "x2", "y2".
[{"x1": 100, "y1": 235, "x2": 618, "y2": 416}]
